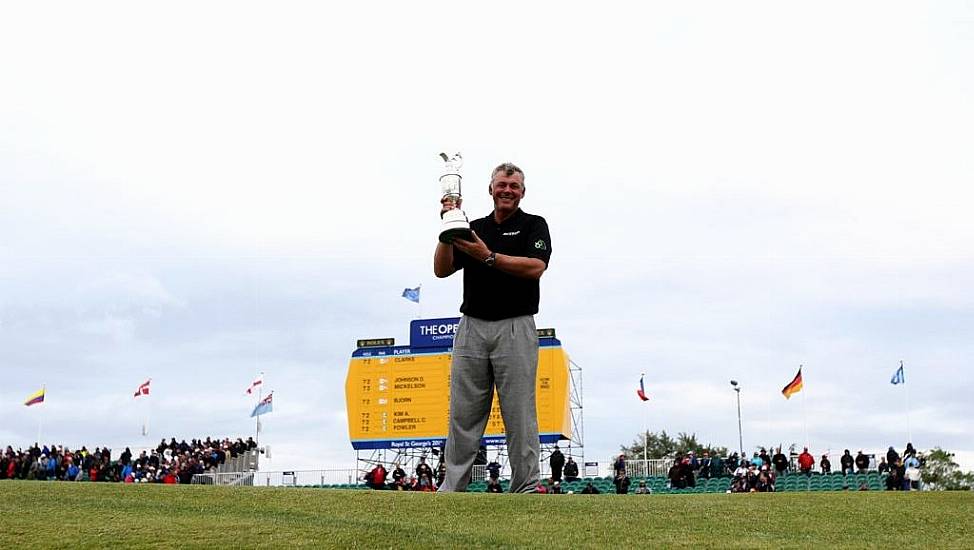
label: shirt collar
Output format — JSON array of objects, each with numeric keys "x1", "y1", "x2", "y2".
[{"x1": 487, "y1": 208, "x2": 524, "y2": 227}]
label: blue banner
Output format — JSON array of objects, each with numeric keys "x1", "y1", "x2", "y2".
[
  {"x1": 350, "y1": 433, "x2": 564, "y2": 450},
  {"x1": 410, "y1": 317, "x2": 461, "y2": 348}
]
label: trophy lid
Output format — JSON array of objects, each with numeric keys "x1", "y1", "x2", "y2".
[{"x1": 439, "y1": 152, "x2": 463, "y2": 172}]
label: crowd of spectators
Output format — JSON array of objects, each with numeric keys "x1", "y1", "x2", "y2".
[
  {"x1": 360, "y1": 442, "x2": 924, "y2": 494},
  {"x1": 727, "y1": 459, "x2": 777, "y2": 493},
  {"x1": 364, "y1": 446, "x2": 585, "y2": 495},
  {"x1": 881, "y1": 444, "x2": 922, "y2": 491},
  {"x1": 599, "y1": 442, "x2": 924, "y2": 494},
  {"x1": 719, "y1": 442, "x2": 923, "y2": 492},
  {"x1": 364, "y1": 456, "x2": 438, "y2": 491},
  {"x1": 0, "y1": 436, "x2": 257, "y2": 484}
]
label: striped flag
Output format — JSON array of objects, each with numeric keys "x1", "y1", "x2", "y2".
[
  {"x1": 781, "y1": 367, "x2": 803, "y2": 399},
  {"x1": 636, "y1": 373, "x2": 649, "y2": 401},
  {"x1": 891, "y1": 362, "x2": 905, "y2": 385},
  {"x1": 24, "y1": 387, "x2": 46, "y2": 407},
  {"x1": 134, "y1": 379, "x2": 151, "y2": 398},
  {"x1": 251, "y1": 392, "x2": 274, "y2": 417}
]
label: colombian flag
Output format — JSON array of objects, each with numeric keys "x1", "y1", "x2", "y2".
[
  {"x1": 24, "y1": 387, "x2": 45, "y2": 407},
  {"x1": 781, "y1": 367, "x2": 803, "y2": 399}
]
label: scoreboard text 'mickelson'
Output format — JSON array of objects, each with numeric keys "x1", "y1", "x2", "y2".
[{"x1": 394, "y1": 376, "x2": 426, "y2": 390}]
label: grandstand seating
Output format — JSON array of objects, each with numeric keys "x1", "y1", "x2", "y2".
[{"x1": 299, "y1": 470, "x2": 888, "y2": 493}]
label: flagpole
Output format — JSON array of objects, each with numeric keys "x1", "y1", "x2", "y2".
[
  {"x1": 800, "y1": 365, "x2": 809, "y2": 449},
  {"x1": 641, "y1": 372, "x2": 648, "y2": 476},
  {"x1": 643, "y1": 391, "x2": 648, "y2": 474},
  {"x1": 37, "y1": 384, "x2": 46, "y2": 445},
  {"x1": 256, "y1": 384, "x2": 262, "y2": 447},
  {"x1": 143, "y1": 380, "x2": 150, "y2": 437},
  {"x1": 252, "y1": 264, "x2": 261, "y2": 447},
  {"x1": 902, "y1": 360, "x2": 912, "y2": 445},
  {"x1": 644, "y1": 407, "x2": 649, "y2": 476},
  {"x1": 146, "y1": 387, "x2": 151, "y2": 437}
]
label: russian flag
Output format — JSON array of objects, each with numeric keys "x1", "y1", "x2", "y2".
[{"x1": 637, "y1": 373, "x2": 649, "y2": 402}]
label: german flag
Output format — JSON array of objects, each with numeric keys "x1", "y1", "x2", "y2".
[{"x1": 781, "y1": 367, "x2": 803, "y2": 399}]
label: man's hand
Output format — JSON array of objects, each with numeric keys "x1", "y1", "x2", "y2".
[
  {"x1": 452, "y1": 230, "x2": 490, "y2": 262},
  {"x1": 440, "y1": 196, "x2": 462, "y2": 218}
]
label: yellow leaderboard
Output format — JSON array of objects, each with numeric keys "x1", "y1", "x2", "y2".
[{"x1": 346, "y1": 341, "x2": 571, "y2": 450}]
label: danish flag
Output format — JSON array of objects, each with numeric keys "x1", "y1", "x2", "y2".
[{"x1": 134, "y1": 379, "x2": 151, "y2": 398}]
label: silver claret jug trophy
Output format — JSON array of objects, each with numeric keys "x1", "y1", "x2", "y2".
[{"x1": 438, "y1": 152, "x2": 473, "y2": 243}]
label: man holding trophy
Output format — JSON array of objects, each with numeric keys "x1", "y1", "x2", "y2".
[{"x1": 433, "y1": 155, "x2": 552, "y2": 493}]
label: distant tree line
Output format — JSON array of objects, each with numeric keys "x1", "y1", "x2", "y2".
[
  {"x1": 921, "y1": 448, "x2": 974, "y2": 491},
  {"x1": 621, "y1": 430, "x2": 728, "y2": 460}
]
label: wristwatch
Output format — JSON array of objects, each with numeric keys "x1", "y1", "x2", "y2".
[{"x1": 484, "y1": 251, "x2": 497, "y2": 267}]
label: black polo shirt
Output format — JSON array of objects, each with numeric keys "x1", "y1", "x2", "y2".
[{"x1": 453, "y1": 208, "x2": 552, "y2": 321}]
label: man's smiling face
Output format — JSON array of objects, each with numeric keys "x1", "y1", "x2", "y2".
[{"x1": 489, "y1": 171, "x2": 525, "y2": 214}]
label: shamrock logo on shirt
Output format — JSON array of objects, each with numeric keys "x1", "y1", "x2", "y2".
[{"x1": 534, "y1": 240, "x2": 547, "y2": 250}]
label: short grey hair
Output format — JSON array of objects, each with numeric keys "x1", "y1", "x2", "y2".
[{"x1": 490, "y1": 162, "x2": 524, "y2": 183}]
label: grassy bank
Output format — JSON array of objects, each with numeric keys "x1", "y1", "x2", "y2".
[{"x1": 0, "y1": 481, "x2": 970, "y2": 548}]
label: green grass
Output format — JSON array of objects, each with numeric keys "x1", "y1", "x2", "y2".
[{"x1": 0, "y1": 481, "x2": 971, "y2": 548}]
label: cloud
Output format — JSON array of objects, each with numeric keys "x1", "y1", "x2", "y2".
[{"x1": 1, "y1": 1, "x2": 971, "y2": 474}]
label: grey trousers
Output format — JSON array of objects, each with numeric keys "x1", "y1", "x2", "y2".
[{"x1": 439, "y1": 315, "x2": 540, "y2": 493}]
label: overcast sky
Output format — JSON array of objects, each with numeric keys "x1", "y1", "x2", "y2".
[{"x1": 2, "y1": 1, "x2": 972, "y2": 472}]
